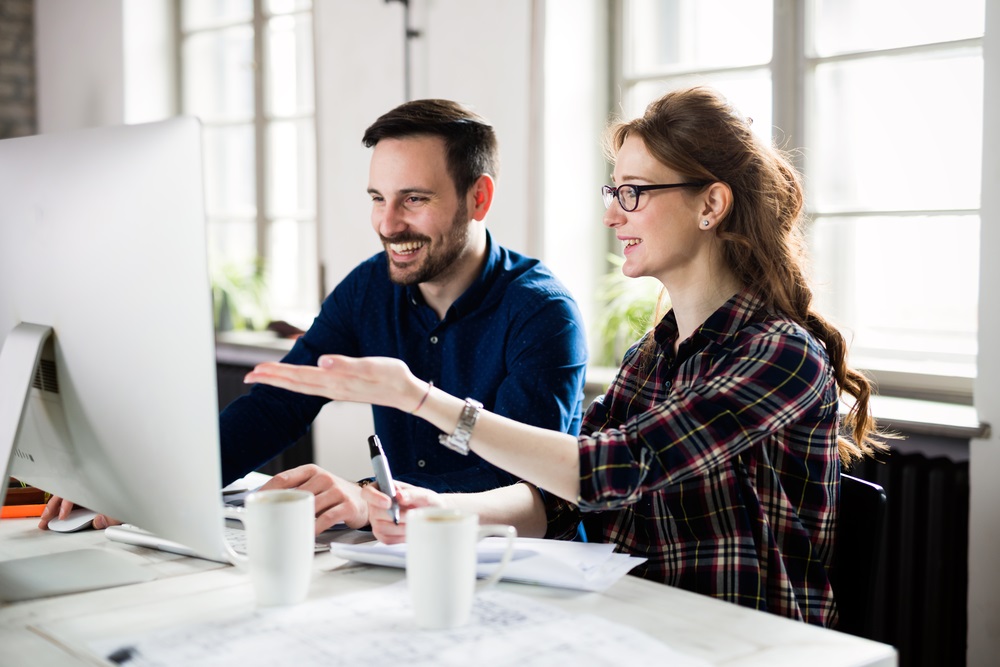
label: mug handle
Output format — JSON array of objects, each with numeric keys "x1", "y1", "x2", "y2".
[
  {"x1": 223, "y1": 505, "x2": 249, "y2": 570},
  {"x1": 475, "y1": 524, "x2": 518, "y2": 590}
]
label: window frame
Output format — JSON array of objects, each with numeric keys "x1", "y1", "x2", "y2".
[
  {"x1": 609, "y1": 0, "x2": 983, "y2": 404},
  {"x1": 176, "y1": 0, "x2": 319, "y2": 330}
]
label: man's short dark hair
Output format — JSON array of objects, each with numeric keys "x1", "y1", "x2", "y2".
[{"x1": 362, "y1": 99, "x2": 499, "y2": 196}]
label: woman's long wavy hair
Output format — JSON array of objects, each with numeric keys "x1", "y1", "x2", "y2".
[{"x1": 605, "y1": 86, "x2": 886, "y2": 466}]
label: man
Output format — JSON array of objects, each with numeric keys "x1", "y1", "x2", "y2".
[
  {"x1": 213, "y1": 99, "x2": 587, "y2": 532},
  {"x1": 40, "y1": 99, "x2": 586, "y2": 535}
]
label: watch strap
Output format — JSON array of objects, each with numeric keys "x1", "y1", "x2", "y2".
[{"x1": 438, "y1": 398, "x2": 483, "y2": 455}]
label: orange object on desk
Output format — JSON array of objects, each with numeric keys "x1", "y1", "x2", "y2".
[{"x1": 2, "y1": 504, "x2": 48, "y2": 519}]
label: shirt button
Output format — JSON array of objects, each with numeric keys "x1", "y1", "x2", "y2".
[
  {"x1": 417, "y1": 459, "x2": 427, "y2": 468},
  {"x1": 429, "y1": 336, "x2": 439, "y2": 344}
]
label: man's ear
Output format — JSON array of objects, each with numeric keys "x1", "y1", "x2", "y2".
[
  {"x1": 470, "y1": 174, "x2": 495, "y2": 221},
  {"x1": 700, "y1": 181, "x2": 732, "y2": 227}
]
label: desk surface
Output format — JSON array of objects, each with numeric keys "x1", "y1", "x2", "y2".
[{"x1": 0, "y1": 518, "x2": 896, "y2": 666}]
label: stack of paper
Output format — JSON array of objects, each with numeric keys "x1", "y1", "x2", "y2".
[{"x1": 328, "y1": 537, "x2": 645, "y2": 592}]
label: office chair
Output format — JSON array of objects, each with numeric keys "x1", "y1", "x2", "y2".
[{"x1": 829, "y1": 473, "x2": 888, "y2": 640}]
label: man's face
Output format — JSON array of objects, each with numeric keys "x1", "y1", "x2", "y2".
[{"x1": 368, "y1": 136, "x2": 473, "y2": 286}]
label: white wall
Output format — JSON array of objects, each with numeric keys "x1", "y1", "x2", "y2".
[
  {"x1": 542, "y1": 0, "x2": 609, "y2": 338},
  {"x1": 968, "y1": 0, "x2": 1000, "y2": 661},
  {"x1": 34, "y1": 0, "x2": 174, "y2": 133},
  {"x1": 35, "y1": 0, "x2": 125, "y2": 133},
  {"x1": 122, "y1": 0, "x2": 175, "y2": 124},
  {"x1": 312, "y1": 0, "x2": 537, "y2": 292}
]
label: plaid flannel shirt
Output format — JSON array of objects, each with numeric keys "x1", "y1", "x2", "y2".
[{"x1": 546, "y1": 290, "x2": 840, "y2": 627}]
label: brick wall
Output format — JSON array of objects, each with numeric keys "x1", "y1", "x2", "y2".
[{"x1": 0, "y1": 0, "x2": 36, "y2": 139}]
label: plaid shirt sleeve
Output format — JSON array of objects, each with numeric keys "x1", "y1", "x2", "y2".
[{"x1": 577, "y1": 322, "x2": 836, "y2": 508}]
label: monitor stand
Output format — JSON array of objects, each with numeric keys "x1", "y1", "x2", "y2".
[
  {"x1": 0, "y1": 548, "x2": 157, "y2": 602},
  {"x1": 0, "y1": 322, "x2": 52, "y2": 508},
  {"x1": 0, "y1": 323, "x2": 158, "y2": 601}
]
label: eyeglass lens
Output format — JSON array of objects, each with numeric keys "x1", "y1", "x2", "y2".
[{"x1": 602, "y1": 185, "x2": 639, "y2": 212}]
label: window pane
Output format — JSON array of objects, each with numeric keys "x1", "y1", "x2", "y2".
[
  {"x1": 811, "y1": 0, "x2": 985, "y2": 57},
  {"x1": 203, "y1": 124, "x2": 256, "y2": 218},
  {"x1": 810, "y1": 214, "x2": 979, "y2": 370},
  {"x1": 624, "y1": 0, "x2": 771, "y2": 74},
  {"x1": 267, "y1": 0, "x2": 312, "y2": 15},
  {"x1": 208, "y1": 219, "x2": 266, "y2": 330},
  {"x1": 182, "y1": 27, "x2": 255, "y2": 122},
  {"x1": 208, "y1": 218, "x2": 258, "y2": 275},
  {"x1": 809, "y1": 50, "x2": 982, "y2": 213},
  {"x1": 267, "y1": 119, "x2": 316, "y2": 217},
  {"x1": 626, "y1": 71, "x2": 772, "y2": 143},
  {"x1": 268, "y1": 218, "x2": 319, "y2": 325},
  {"x1": 266, "y1": 14, "x2": 314, "y2": 117},
  {"x1": 182, "y1": 0, "x2": 252, "y2": 30}
]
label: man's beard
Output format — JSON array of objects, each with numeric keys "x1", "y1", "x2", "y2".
[{"x1": 382, "y1": 200, "x2": 470, "y2": 286}]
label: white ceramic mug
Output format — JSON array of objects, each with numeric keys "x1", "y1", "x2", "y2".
[
  {"x1": 405, "y1": 507, "x2": 517, "y2": 630},
  {"x1": 223, "y1": 489, "x2": 315, "y2": 606}
]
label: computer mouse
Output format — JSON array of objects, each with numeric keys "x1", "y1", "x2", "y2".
[{"x1": 47, "y1": 508, "x2": 99, "y2": 533}]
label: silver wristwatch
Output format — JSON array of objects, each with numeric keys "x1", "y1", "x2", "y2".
[{"x1": 438, "y1": 398, "x2": 483, "y2": 455}]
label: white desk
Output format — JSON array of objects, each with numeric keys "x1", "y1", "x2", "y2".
[{"x1": 0, "y1": 518, "x2": 896, "y2": 666}]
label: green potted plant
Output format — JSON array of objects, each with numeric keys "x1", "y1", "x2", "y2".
[
  {"x1": 595, "y1": 254, "x2": 664, "y2": 366},
  {"x1": 212, "y1": 258, "x2": 270, "y2": 332}
]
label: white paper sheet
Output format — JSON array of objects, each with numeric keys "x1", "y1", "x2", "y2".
[
  {"x1": 90, "y1": 582, "x2": 710, "y2": 667},
  {"x1": 328, "y1": 537, "x2": 646, "y2": 592}
]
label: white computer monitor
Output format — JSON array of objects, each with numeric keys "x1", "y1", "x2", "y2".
[{"x1": 0, "y1": 118, "x2": 228, "y2": 567}]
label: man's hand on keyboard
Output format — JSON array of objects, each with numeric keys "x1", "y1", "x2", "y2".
[
  {"x1": 38, "y1": 495, "x2": 122, "y2": 531},
  {"x1": 258, "y1": 464, "x2": 368, "y2": 533}
]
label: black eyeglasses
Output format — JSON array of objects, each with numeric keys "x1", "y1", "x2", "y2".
[{"x1": 602, "y1": 182, "x2": 708, "y2": 212}]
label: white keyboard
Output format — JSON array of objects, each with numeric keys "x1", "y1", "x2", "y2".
[
  {"x1": 105, "y1": 522, "x2": 330, "y2": 563},
  {"x1": 222, "y1": 524, "x2": 249, "y2": 555}
]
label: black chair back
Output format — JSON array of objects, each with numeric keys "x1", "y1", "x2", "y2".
[{"x1": 830, "y1": 473, "x2": 888, "y2": 639}]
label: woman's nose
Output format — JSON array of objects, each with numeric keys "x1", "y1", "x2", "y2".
[{"x1": 603, "y1": 205, "x2": 625, "y2": 228}]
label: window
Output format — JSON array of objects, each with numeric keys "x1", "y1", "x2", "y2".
[
  {"x1": 179, "y1": 0, "x2": 318, "y2": 330},
  {"x1": 615, "y1": 0, "x2": 985, "y2": 403}
]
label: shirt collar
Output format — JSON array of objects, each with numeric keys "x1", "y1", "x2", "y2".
[
  {"x1": 449, "y1": 230, "x2": 500, "y2": 318},
  {"x1": 653, "y1": 288, "x2": 768, "y2": 351},
  {"x1": 402, "y1": 230, "x2": 500, "y2": 319}
]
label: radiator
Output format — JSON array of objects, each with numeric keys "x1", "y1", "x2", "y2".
[{"x1": 850, "y1": 448, "x2": 970, "y2": 667}]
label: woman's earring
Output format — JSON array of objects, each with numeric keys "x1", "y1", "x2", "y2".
[{"x1": 701, "y1": 220, "x2": 711, "y2": 228}]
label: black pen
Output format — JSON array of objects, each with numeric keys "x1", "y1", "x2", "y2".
[{"x1": 367, "y1": 434, "x2": 400, "y2": 524}]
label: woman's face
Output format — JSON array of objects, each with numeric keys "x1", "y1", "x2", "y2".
[{"x1": 603, "y1": 134, "x2": 706, "y2": 285}]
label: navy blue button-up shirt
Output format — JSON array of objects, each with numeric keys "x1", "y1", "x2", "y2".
[{"x1": 219, "y1": 233, "x2": 588, "y2": 492}]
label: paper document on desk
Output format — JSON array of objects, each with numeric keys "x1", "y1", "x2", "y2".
[
  {"x1": 328, "y1": 537, "x2": 645, "y2": 592},
  {"x1": 90, "y1": 582, "x2": 711, "y2": 667}
]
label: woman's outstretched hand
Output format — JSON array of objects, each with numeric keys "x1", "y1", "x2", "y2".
[{"x1": 244, "y1": 355, "x2": 425, "y2": 412}]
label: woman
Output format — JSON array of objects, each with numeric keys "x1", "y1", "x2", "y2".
[{"x1": 245, "y1": 86, "x2": 885, "y2": 627}]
